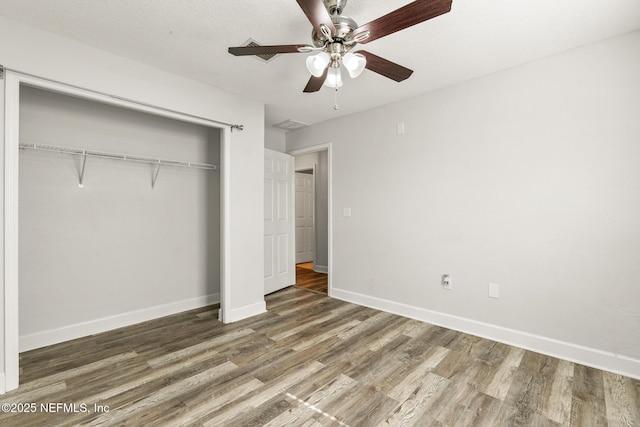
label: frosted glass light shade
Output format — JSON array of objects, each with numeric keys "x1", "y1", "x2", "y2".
[
  {"x1": 306, "y1": 52, "x2": 330, "y2": 77},
  {"x1": 323, "y1": 67, "x2": 343, "y2": 88},
  {"x1": 343, "y1": 52, "x2": 366, "y2": 78}
]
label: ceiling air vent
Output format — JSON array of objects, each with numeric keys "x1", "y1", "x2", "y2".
[
  {"x1": 244, "y1": 39, "x2": 277, "y2": 62},
  {"x1": 272, "y1": 119, "x2": 308, "y2": 132}
]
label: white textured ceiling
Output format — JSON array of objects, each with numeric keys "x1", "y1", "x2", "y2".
[{"x1": 1, "y1": 0, "x2": 639, "y2": 130}]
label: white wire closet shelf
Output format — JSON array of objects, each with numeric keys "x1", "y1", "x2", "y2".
[{"x1": 19, "y1": 142, "x2": 219, "y2": 188}]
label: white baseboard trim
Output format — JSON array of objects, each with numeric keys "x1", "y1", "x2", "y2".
[
  {"x1": 331, "y1": 287, "x2": 640, "y2": 380},
  {"x1": 223, "y1": 300, "x2": 267, "y2": 323},
  {"x1": 314, "y1": 264, "x2": 328, "y2": 274},
  {"x1": 19, "y1": 293, "x2": 220, "y2": 352}
]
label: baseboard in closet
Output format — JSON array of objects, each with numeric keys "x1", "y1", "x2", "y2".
[{"x1": 19, "y1": 293, "x2": 220, "y2": 352}]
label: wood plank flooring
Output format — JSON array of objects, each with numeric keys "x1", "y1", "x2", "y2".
[
  {"x1": 2, "y1": 286, "x2": 639, "y2": 426},
  {"x1": 296, "y1": 263, "x2": 328, "y2": 294}
]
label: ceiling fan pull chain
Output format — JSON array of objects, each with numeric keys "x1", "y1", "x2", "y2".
[{"x1": 334, "y1": 88, "x2": 339, "y2": 111}]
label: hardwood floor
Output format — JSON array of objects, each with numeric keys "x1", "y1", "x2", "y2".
[
  {"x1": 2, "y1": 286, "x2": 639, "y2": 426},
  {"x1": 296, "y1": 263, "x2": 328, "y2": 294}
]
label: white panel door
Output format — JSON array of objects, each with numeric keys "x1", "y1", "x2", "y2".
[
  {"x1": 264, "y1": 149, "x2": 295, "y2": 294},
  {"x1": 295, "y1": 172, "x2": 314, "y2": 264}
]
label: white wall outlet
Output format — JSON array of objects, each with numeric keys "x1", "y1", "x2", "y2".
[
  {"x1": 442, "y1": 274, "x2": 452, "y2": 290},
  {"x1": 342, "y1": 207, "x2": 352, "y2": 217},
  {"x1": 489, "y1": 283, "x2": 500, "y2": 299},
  {"x1": 397, "y1": 122, "x2": 405, "y2": 135}
]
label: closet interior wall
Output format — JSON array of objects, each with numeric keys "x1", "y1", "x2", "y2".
[{"x1": 18, "y1": 86, "x2": 221, "y2": 350}]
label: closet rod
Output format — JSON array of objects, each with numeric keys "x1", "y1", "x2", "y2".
[
  {"x1": 0, "y1": 65, "x2": 244, "y2": 132},
  {"x1": 19, "y1": 143, "x2": 219, "y2": 171}
]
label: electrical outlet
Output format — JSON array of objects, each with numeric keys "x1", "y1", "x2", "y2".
[{"x1": 442, "y1": 274, "x2": 452, "y2": 290}]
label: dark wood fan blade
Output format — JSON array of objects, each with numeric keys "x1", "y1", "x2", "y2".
[
  {"x1": 303, "y1": 67, "x2": 329, "y2": 93},
  {"x1": 296, "y1": 0, "x2": 336, "y2": 37},
  {"x1": 228, "y1": 45, "x2": 308, "y2": 56},
  {"x1": 358, "y1": 51, "x2": 413, "y2": 82},
  {"x1": 353, "y1": 0, "x2": 452, "y2": 44}
]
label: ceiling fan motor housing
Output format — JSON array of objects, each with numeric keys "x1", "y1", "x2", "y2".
[{"x1": 311, "y1": 15, "x2": 359, "y2": 47}]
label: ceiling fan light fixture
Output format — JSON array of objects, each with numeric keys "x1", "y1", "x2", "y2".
[
  {"x1": 324, "y1": 66, "x2": 343, "y2": 88},
  {"x1": 306, "y1": 52, "x2": 330, "y2": 77},
  {"x1": 229, "y1": 0, "x2": 453, "y2": 97},
  {"x1": 342, "y1": 52, "x2": 366, "y2": 78}
]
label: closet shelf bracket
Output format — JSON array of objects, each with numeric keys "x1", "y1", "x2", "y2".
[
  {"x1": 78, "y1": 150, "x2": 88, "y2": 188},
  {"x1": 151, "y1": 164, "x2": 161, "y2": 189}
]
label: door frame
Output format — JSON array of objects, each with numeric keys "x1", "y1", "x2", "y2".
[
  {"x1": 288, "y1": 143, "x2": 332, "y2": 295},
  {"x1": 2, "y1": 71, "x2": 231, "y2": 392}
]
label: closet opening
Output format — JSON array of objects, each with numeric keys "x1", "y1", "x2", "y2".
[
  {"x1": 3, "y1": 73, "x2": 231, "y2": 392},
  {"x1": 18, "y1": 85, "x2": 223, "y2": 352},
  {"x1": 18, "y1": 86, "x2": 222, "y2": 352}
]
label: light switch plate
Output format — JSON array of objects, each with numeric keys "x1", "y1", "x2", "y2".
[
  {"x1": 489, "y1": 283, "x2": 500, "y2": 299},
  {"x1": 343, "y1": 207, "x2": 352, "y2": 217}
]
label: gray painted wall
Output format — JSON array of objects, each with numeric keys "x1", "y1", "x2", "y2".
[
  {"x1": 265, "y1": 128, "x2": 286, "y2": 152},
  {"x1": 287, "y1": 31, "x2": 640, "y2": 375}
]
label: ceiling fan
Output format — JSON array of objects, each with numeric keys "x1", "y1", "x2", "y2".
[{"x1": 228, "y1": 0, "x2": 453, "y2": 94}]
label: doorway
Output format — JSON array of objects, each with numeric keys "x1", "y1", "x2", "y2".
[
  {"x1": 295, "y1": 169, "x2": 315, "y2": 264},
  {"x1": 290, "y1": 145, "x2": 332, "y2": 295}
]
